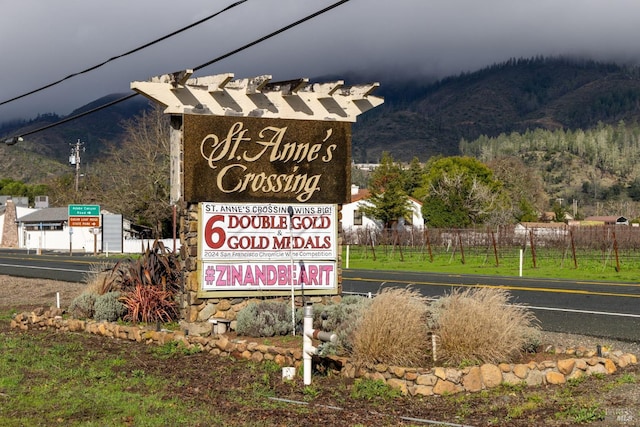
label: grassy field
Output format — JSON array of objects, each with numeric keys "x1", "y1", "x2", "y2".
[{"x1": 343, "y1": 245, "x2": 640, "y2": 282}]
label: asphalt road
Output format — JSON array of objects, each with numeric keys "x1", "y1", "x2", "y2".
[
  {"x1": 1, "y1": 249, "x2": 639, "y2": 341},
  {"x1": 342, "y1": 269, "x2": 640, "y2": 342}
]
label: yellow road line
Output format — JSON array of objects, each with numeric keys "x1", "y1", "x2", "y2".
[{"x1": 347, "y1": 276, "x2": 640, "y2": 299}]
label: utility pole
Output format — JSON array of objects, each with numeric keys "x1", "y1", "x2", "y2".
[{"x1": 69, "y1": 139, "x2": 85, "y2": 192}]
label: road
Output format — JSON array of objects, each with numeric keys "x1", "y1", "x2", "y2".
[
  {"x1": 342, "y1": 269, "x2": 640, "y2": 342},
  {"x1": 1, "y1": 249, "x2": 639, "y2": 341}
]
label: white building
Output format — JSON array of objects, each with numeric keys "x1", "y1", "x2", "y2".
[
  {"x1": 15, "y1": 207, "x2": 102, "y2": 253},
  {"x1": 341, "y1": 185, "x2": 424, "y2": 241}
]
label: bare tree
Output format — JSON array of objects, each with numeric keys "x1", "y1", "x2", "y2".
[{"x1": 97, "y1": 105, "x2": 171, "y2": 237}]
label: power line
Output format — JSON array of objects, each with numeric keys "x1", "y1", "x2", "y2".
[
  {"x1": 3, "y1": 0, "x2": 352, "y2": 141},
  {"x1": 0, "y1": 1, "x2": 247, "y2": 107}
]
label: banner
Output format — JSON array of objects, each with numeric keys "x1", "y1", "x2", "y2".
[
  {"x1": 202, "y1": 261, "x2": 336, "y2": 291},
  {"x1": 199, "y1": 202, "x2": 337, "y2": 261},
  {"x1": 198, "y1": 202, "x2": 339, "y2": 294}
]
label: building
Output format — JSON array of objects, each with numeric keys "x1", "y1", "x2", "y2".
[
  {"x1": 341, "y1": 185, "x2": 424, "y2": 241},
  {"x1": 583, "y1": 216, "x2": 629, "y2": 226}
]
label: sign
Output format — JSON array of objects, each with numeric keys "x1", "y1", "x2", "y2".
[
  {"x1": 199, "y1": 202, "x2": 338, "y2": 295},
  {"x1": 184, "y1": 116, "x2": 351, "y2": 204},
  {"x1": 200, "y1": 202, "x2": 337, "y2": 261},
  {"x1": 69, "y1": 216, "x2": 100, "y2": 227},
  {"x1": 68, "y1": 204, "x2": 100, "y2": 228},
  {"x1": 202, "y1": 261, "x2": 337, "y2": 291},
  {"x1": 68, "y1": 204, "x2": 100, "y2": 216}
]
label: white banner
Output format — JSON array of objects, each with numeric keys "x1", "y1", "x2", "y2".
[
  {"x1": 199, "y1": 203, "x2": 337, "y2": 261},
  {"x1": 202, "y1": 261, "x2": 337, "y2": 291}
]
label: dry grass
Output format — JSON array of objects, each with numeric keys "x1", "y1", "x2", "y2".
[
  {"x1": 82, "y1": 261, "x2": 120, "y2": 295},
  {"x1": 429, "y1": 287, "x2": 540, "y2": 365},
  {"x1": 350, "y1": 287, "x2": 430, "y2": 367}
]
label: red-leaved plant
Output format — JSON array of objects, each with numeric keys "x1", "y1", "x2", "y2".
[
  {"x1": 121, "y1": 284, "x2": 177, "y2": 323},
  {"x1": 117, "y1": 239, "x2": 182, "y2": 324}
]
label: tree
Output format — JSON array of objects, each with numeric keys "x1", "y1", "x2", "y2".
[
  {"x1": 417, "y1": 156, "x2": 502, "y2": 228},
  {"x1": 402, "y1": 156, "x2": 423, "y2": 196},
  {"x1": 360, "y1": 152, "x2": 413, "y2": 230},
  {"x1": 487, "y1": 156, "x2": 547, "y2": 223},
  {"x1": 96, "y1": 105, "x2": 172, "y2": 237}
]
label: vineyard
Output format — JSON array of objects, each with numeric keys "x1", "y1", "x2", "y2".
[{"x1": 342, "y1": 225, "x2": 640, "y2": 280}]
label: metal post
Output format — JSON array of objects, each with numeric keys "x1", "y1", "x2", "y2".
[{"x1": 288, "y1": 206, "x2": 295, "y2": 335}]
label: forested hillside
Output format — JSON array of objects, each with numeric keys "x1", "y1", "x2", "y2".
[
  {"x1": 353, "y1": 57, "x2": 640, "y2": 163},
  {"x1": 460, "y1": 122, "x2": 640, "y2": 217}
]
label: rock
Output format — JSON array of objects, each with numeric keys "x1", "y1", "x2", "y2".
[
  {"x1": 217, "y1": 300, "x2": 232, "y2": 311},
  {"x1": 387, "y1": 378, "x2": 408, "y2": 395},
  {"x1": 434, "y1": 367, "x2": 446, "y2": 380},
  {"x1": 390, "y1": 366, "x2": 405, "y2": 378},
  {"x1": 480, "y1": 364, "x2": 503, "y2": 388},
  {"x1": 604, "y1": 359, "x2": 617, "y2": 374},
  {"x1": 513, "y1": 364, "x2": 529, "y2": 379},
  {"x1": 416, "y1": 374, "x2": 437, "y2": 386},
  {"x1": 546, "y1": 371, "x2": 566, "y2": 385},
  {"x1": 374, "y1": 363, "x2": 387, "y2": 373},
  {"x1": 525, "y1": 369, "x2": 545, "y2": 386},
  {"x1": 434, "y1": 379, "x2": 462, "y2": 395},
  {"x1": 197, "y1": 303, "x2": 217, "y2": 321},
  {"x1": 503, "y1": 372, "x2": 522, "y2": 385},
  {"x1": 462, "y1": 367, "x2": 482, "y2": 392},
  {"x1": 413, "y1": 385, "x2": 434, "y2": 396},
  {"x1": 445, "y1": 368, "x2": 462, "y2": 383},
  {"x1": 557, "y1": 358, "x2": 576, "y2": 375}
]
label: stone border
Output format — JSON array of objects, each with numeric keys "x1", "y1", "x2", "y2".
[{"x1": 10, "y1": 307, "x2": 638, "y2": 397}]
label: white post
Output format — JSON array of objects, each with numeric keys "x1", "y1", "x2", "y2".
[
  {"x1": 346, "y1": 244, "x2": 350, "y2": 269},
  {"x1": 303, "y1": 305, "x2": 315, "y2": 385},
  {"x1": 519, "y1": 249, "x2": 523, "y2": 277},
  {"x1": 56, "y1": 292, "x2": 60, "y2": 309},
  {"x1": 288, "y1": 206, "x2": 295, "y2": 336},
  {"x1": 303, "y1": 304, "x2": 337, "y2": 386}
]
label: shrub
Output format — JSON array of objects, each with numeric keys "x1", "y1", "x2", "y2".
[
  {"x1": 115, "y1": 240, "x2": 182, "y2": 324},
  {"x1": 350, "y1": 287, "x2": 430, "y2": 366},
  {"x1": 68, "y1": 293, "x2": 97, "y2": 319},
  {"x1": 236, "y1": 301, "x2": 292, "y2": 337},
  {"x1": 315, "y1": 295, "x2": 371, "y2": 356},
  {"x1": 83, "y1": 262, "x2": 121, "y2": 295},
  {"x1": 120, "y1": 284, "x2": 178, "y2": 324},
  {"x1": 428, "y1": 287, "x2": 540, "y2": 365},
  {"x1": 94, "y1": 292, "x2": 127, "y2": 322}
]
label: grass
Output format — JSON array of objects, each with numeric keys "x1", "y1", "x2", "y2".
[
  {"x1": 343, "y1": 245, "x2": 640, "y2": 282},
  {"x1": 0, "y1": 328, "x2": 288, "y2": 426}
]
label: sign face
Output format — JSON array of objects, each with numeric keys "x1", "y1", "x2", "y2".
[
  {"x1": 69, "y1": 216, "x2": 100, "y2": 227},
  {"x1": 68, "y1": 204, "x2": 100, "y2": 216},
  {"x1": 68, "y1": 204, "x2": 101, "y2": 228},
  {"x1": 183, "y1": 116, "x2": 351, "y2": 204},
  {"x1": 202, "y1": 261, "x2": 337, "y2": 291},
  {"x1": 199, "y1": 202, "x2": 338, "y2": 294}
]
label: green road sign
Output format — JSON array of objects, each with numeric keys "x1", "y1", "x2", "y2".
[{"x1": 68, "y1": 204, "x2": 101, "y2": 217}]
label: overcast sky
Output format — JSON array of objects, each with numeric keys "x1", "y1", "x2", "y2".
[{"x1": 2, "y1": 0, "x2": 640, "y2": 122}]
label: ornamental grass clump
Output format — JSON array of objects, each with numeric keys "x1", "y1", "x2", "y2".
[
  {"x1": 117, "y1": 240, "x2": 182, "y2": 324},
  {"x1": 428, "y1": 287, "x2": 540, "y2": 365},
  {"x1": 350, "y1": 287, "x2": 430, "y2": 367}
]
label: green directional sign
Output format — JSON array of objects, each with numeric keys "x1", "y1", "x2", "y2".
[{"x1": 68, "y1": 204, "x2": 100, "y2": 217}]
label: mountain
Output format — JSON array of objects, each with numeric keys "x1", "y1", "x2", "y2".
[
  {"x1": 4, "y1": 57, "x2": 640, "y2": 183},
  {"x1": 352, "y1": 57, "x2": 640, "y2": 162}
]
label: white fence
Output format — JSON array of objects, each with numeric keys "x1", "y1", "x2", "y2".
[{"x1": 120, "y1": 238, "x2": 181, "y2": 254}]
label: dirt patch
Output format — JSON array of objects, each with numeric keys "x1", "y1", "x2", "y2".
[{"x1": 1, "y1": 274, "x2": 640, "y2": 426}]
